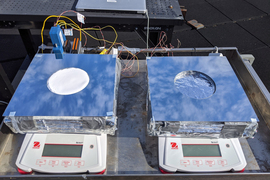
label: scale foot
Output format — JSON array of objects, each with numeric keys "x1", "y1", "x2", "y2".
[
  {"x1": 231, "y1": 168, "x2": 245, "y2": 173},
  {"x1": 95, "y1": 169, "x2": 106, "y2": 174},
  {"x1": 18, "y1": 168, "x2": 32, "y2": 174},
  {"x1": 159, "y1": 167, "x2": 173, "y2": 174}
]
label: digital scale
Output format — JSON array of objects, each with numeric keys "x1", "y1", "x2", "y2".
[
  {"x1": 159, "y1": 137, "x2": 246, "y2": 173},
  {"x1": 146, "y1": 56, "x2": 257, "y2": 173},
  {"x1": 16, "y1": 133, "x2": 107, "y2": 174}
]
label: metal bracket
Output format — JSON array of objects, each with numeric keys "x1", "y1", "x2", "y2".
[{"x1": 240, "y1": 54, "x2": 255, "y2": 65}]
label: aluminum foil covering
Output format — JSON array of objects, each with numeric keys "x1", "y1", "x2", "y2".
[
  {"x1": 4, "y1": 116, "x2": 117, "y2": 135},
  {"x1": 147, "y1": 116, "x2": 257, "y2": 138},
  {"x1": 3, "y1": 54, "x2": 121, "y2": 135}
]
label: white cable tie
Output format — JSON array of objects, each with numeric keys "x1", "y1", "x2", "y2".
[{"x1": 215, "y1": 46, "x2": 218, "y2": 53}]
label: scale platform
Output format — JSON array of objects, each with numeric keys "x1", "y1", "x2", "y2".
[
  {"x1": 76, "y1": 0, "x2": 147, "y2": 14},
  {"x1": 16, "y1": 133, "x2": 107, "y2": 174},
  {"x1": 159, "y1": 137, "x2": 246, "y2": 173}
]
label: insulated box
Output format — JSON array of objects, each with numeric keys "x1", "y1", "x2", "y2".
[
  {"x1": 147, "y1": 56, "x2": 258, "y2": 138},
  {"x1": 3, "y1": 54, "x2": 121, "y2": 135}
]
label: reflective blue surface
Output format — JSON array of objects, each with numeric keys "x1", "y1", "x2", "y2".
[
  {"x1": 147, "y1": 56, "x2": 258, "y2": 122},
  {"x1": 4, "y1": 54, "x2": 117, "y2": 117}
]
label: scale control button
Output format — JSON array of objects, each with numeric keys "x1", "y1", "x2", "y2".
[
  {"x1": 36, "y1": 159, "x2": 46, "y2": 166},
  {"x1": 75, "y1": 160, "x2": 85, "y2": 168},
  {"x1": 226, "y1": 144, "x2": 230, "y2": 148},
  {"x1": 49, "y1": 160, "x2": 59, "y2": 167},
  {"x1": 205, "y1": 160, "x2": 215, "y2": 166},
  {"x1": 218, "y1": 160, "x2": 227, "y2": 166},
  {"x1": 61, "y1": 160, "x2": 72, "y2": 167},
  {"x1": 193, "y1": 160, "x2": 203, "y2": 166},
  {"x1": 180, "y1": 160, "x2": 190, "y2": 166},
  {"x1": 90, "y1": 144, "x2": 94, "y2": 149}
]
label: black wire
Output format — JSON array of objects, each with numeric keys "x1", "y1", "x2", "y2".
[
  {"x1": 94, "y1": 31, "x2": 102, "y2": 46},
  {"x1": 0, "y1": 100, "x2": 8, "y2": 105}
]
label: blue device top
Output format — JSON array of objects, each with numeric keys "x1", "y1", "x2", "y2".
[{"x1": 49, "y1": 25, "x2": 66, "y2": 59}]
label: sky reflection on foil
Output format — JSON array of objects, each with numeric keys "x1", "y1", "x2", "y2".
[
  {"x1": 147, "y1": 56, "x2": 258, "y2": 123},
  {"x1": 4, "y1": 54, "x2": 117, "y2": 117}
]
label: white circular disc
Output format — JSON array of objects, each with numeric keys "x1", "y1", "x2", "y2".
[{"x1": 47, "y1": 68, "x2": 89, "y2": 95}]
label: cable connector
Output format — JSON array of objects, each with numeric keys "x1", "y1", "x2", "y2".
[{"x1": 100, "y1": 49, "x2": 108, "y2": 55}]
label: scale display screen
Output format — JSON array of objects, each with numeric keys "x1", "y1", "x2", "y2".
[
  {"x1": 182, "y1": 144, "x2": 221, "y2": 157},
  {"x1": 42, "y1": 144, "x2": 83, "y2": 157}
]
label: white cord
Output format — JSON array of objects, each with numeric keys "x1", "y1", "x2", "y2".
[
  {"x1": 0, "y1": 101, "x2": 8, "y2": 105},
  {"x1": 146, "y1": 10, "x2": 150, "y2": 57},
  {"x1": 215, "y1": 46, "x2": 219, "y2": 53}
]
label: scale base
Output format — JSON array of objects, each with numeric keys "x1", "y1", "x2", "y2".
[
  {"x1": 16, "y1": 133, "x2": 107, "y2": 174},
  {"x1": 158, "y1": 136, "x2": 247, "y2": 173}
]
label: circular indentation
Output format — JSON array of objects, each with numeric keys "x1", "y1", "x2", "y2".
[
  {"x1": 174, "y1": 71, "x2": 216, "y2": 99},
  {"x1": 90, "y1": 145, "x2": 94, "y2": 149},
  {"x1": 47, "y1": 68, "x2": 89, "y2": 95},
  {"x1": 226, "y1": 144, "x2": 230, "y2": 148}
]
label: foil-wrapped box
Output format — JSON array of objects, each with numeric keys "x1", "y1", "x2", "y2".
[
  {"x1": 147, "y1": 56, "x2": 258, "y2": 138},
  {"x1": 3, "y1": 54, "x2": 121, "y2": 135}
]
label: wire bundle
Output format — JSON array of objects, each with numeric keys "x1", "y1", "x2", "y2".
[{"x1": 41, "y1": 10, "x2": 183, "y2": 78}]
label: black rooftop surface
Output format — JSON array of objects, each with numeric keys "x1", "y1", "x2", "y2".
[
  {"x1": 199, "y1": 22, "x2": 265, "y2": 52},
  {"x1": 0, "y1": 3, "x2": 269, "y2": 100},
  {"x1": 171, "y1": 29, "x2": 212, "y2": 47},
  {"x1": 0, "y1": 0, "x2": 269, "y2": 93},
  {"x1": 245, "y1": 0, "x2": 270, "y2": 14},
  {"x1": 238, "y1": 16, "x2": 270, "y2": 46},
  {"x1": 179, "y1": 0, "x2": 232, "y2": 26},
  {"x1": 206, "y1": 0, "x2": 267, "y2": 21},
  {"x1": 0, "y1": 0, "x2": 269, "y2": 101}
]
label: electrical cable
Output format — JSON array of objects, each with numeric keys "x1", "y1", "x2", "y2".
[
  {"x1": 42, "y1": 11, "x2": 140, "y2": 77},
  {"x1": 120, "y1": 55, "x2": 139, "y2": 78},
  {"x1": 41, "y1": 15, "x2": 80, "y2": 53},
  {"x1": 57, "y1": 10, "x2": 83, "y2": 42},
  {"x1": 55, "y1": 20, "x2": 137, "y2": 76},
  {"x1": 56, "y1": 21, "x2": 117, "y2": 49},
  {"x1": 0, "y1": 101, "x2": 8, "y2": 105},
  {"x1": 83, "y1": 25, "x2": 117, "y2": 51},
  {"x1": 146, "y1": 10, "x2": 150, "y2": 57},
  {"x1": 94, "y1": 30, "x2": 102, "y2": 46},
  {"x1": 91, "y1": 26, "x2": 106, "y2": 48},
  {"x1": 117, "y1": 44, "x2": 140, "y2": 78}
]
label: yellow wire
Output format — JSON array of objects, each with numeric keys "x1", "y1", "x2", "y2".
[
  {"x1": 57, "y1": 20, "x2": 67, "y2": 29},
  {"x1": 56, "y1": 22, "x2": 118, "y2": 48},
  {"x1": 42, "y1": 16, "x2": 138, "y2": 77},
  {"x1": 57, "y1": 22, "x2": 85, "y2": 45},
  {"x1": 83, "y1": 25, "x2": 118, "y2": 51},
  {"x1": 41, "y1": 15, "x2": 81, "y2": 46}
]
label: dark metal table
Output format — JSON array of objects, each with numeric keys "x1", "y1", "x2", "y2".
[
  {"x1": 0, "y1": 0, "x2": 184, "y2": 54},
  {"x1": 0, "y1": 0, "x2": 184, "y2": 103}
]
